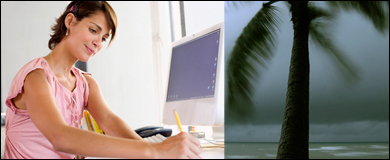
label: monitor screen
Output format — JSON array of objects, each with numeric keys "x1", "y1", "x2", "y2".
[
  {"x1": 162, "y1": 22, "x2": 224, "y2": 126},
  {"x1": 166, "y1": 29, "x2": 221, "y2": 102}
]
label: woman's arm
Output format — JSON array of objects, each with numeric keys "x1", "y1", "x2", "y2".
[
  {"x1": 82, "y1": 73, "x2": 142, "y2": 140},
  {"x1": 23, "y1": 69, "x2": 201, "y2": 158}
]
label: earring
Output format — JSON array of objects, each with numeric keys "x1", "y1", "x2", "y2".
[{"x1": 66, "y1": 29, "x2": 69, "y2": 35}]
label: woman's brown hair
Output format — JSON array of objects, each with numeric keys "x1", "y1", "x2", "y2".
[{"x1": 48, "y1": 1, "x2": 117, "y2": 50}]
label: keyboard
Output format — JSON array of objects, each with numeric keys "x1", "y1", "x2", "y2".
[{"x1": 143, "y1": 134, "x2": 167, "y2": 143}]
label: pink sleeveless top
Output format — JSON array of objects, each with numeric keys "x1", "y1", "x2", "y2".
[{"x1": 4, "y1": 57, "x2": 90, "y2": 159}]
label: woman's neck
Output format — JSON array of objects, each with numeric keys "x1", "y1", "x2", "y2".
[{"x1": 43, "y1": 42, "x2": 78, "y2": 79}]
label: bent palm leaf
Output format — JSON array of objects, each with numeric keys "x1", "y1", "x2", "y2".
[
  {"x1": 226, "y1": 1, "x2": 281, "y2": 123},
  {"x1": 328, "y1": 1, "x2": 389, "y2": 34},
  {"x1": 308, "y1": 3, "x2": 361, "y2": 86}
]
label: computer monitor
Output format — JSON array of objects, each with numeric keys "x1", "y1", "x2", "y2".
[{"x1": 162, "y1": 22, "x2": 224, "y2": 127}]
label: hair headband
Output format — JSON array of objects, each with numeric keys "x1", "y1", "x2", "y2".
[{"x1": 70, "y1": 5, "x2": 74, "y2": 11}]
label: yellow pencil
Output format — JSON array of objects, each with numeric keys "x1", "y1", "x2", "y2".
[{"x1": 173, "y1": 110, "x2": 183, "y2": 132}]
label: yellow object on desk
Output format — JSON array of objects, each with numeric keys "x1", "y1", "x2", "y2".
[
  {"x1": 83, "y1": 110, "x2": 104, "y2": 135},
  {"x1": 89, "y1": 115, "x2": 104, "y2": 135},
  {"x1": 173, "y1": 110, "x2": 183, "y2": 132},
  {"x1": 83, "y1": 110, "x2": 94, "y2": 131}
]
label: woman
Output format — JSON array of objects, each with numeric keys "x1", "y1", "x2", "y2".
[{"x1": 4, "y1": 1, "x2": 201, "y2": 159}]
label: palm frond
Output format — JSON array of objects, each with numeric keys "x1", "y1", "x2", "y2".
[
  {"x1": 327, "y1": 1, "x2": 389, "y2": 34},
  {"x1": 226, "y1": 2, "x2": 281, "y2": 123},
  {"x1": 308, "y1": 4, "x2": 360, "y2": 86},
  {"x1": 308, "y1": 2, "x2": 336, "y2": 21}
]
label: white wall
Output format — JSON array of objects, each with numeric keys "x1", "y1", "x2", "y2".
[
  {"x1": 183, "y1": 1, "x2": 224, "y2": 36},
  {"x1": 1, "y1": 1, "x2": 69, "y2": 112}
]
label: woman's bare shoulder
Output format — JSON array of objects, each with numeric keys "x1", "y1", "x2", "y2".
[
  {"x1": 24, "y1": 69, "x2": 48, "y2": 87},
  {"x1": 24, "y1": 69, "x2": 50, "y2": 92},
  {"x1": 82, "y1": 73, "x2": 98, "y2": 86},
  {"x1": 13, "y1": 69, "x2": 47, "y2": 110},
  {"x1": 27, "y1": 68, "x2": 46, "y2": 78}
]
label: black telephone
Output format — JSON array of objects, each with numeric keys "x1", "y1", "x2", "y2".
[{"x1": 134, "y1": 126, "x2": 172, "y2": 138}]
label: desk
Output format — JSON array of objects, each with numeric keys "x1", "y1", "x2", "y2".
[
  {"x1": 86, "y1": 147, "x2": 224, "y2": 159},
  {"x1": 85, "y1": 132, "x2": 225, "y2": 159},
  {"x1": 200, "y1": 147, "x2": 224, "y2": 159},
  {"x1": 85, "y1": 144, "x2": 224, "y2": 159},
  {"x1": 199, "y1": 139, "x2": 224, "y2": 159}
]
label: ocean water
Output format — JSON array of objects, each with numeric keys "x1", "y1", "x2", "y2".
[{"x1": 225, "y1": 142, "x2": 389, "y2": 159}]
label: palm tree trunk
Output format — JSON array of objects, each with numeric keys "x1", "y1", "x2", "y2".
[{"x1": 277, "y1": 1, "x2": 310, "y2": 159}]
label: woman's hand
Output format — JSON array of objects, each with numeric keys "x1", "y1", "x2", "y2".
[{"x1": 153, "y1": 132, "x2": 202, "y2": 159}]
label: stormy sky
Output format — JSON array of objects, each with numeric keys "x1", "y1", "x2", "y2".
[{"x1": 224, "y1": 1, "x2": 389, "y2": 142}]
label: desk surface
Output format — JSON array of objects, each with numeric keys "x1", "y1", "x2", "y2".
[
  {"x1": 200, "y1": 147, "x2": 224, "y2": 159},
  {"x1": 86, "y1": 147, "x2": 224, "y2": 159},
  {"x1": 199, "y1": 139, "x2": 224, "y2": 159},
  {"x1": 85, "y1": 134, "x2": 225, "y2": 159}
]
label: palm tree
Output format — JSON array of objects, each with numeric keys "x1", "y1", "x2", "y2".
[{"x1": 226, "y1": 1, "x2": 388, "y2": 159}]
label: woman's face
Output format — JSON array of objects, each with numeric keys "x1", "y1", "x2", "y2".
[{"x1": 65, "y1": 10, "x2": 110, "y2": 62}]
